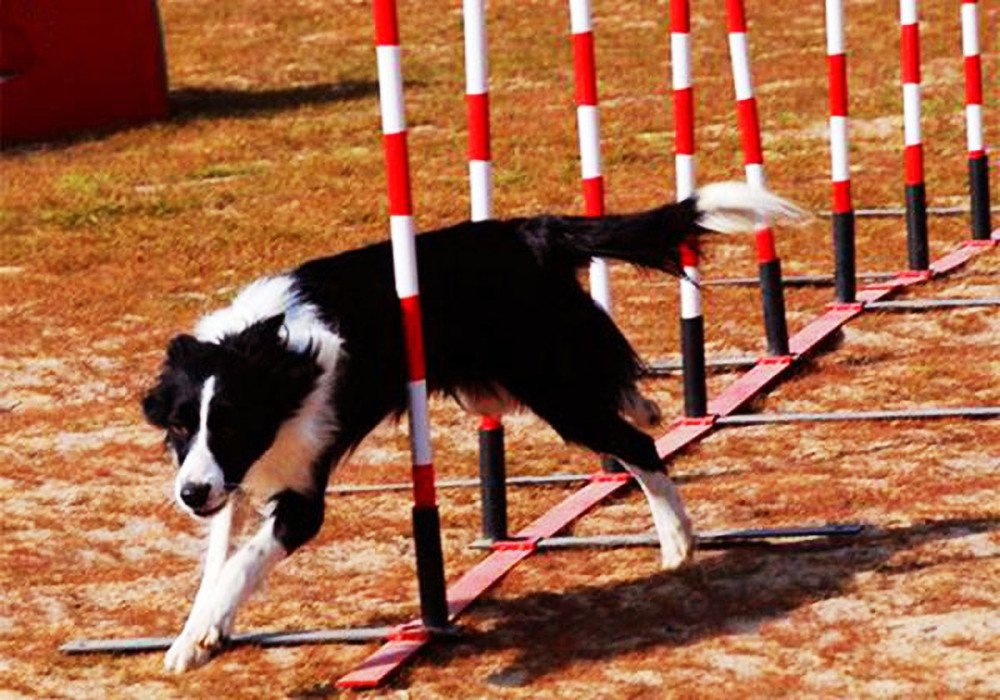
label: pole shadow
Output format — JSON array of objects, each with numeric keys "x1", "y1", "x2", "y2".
[{"x1": 415, "y1": 517, "x2": 1000, "y2": 687}]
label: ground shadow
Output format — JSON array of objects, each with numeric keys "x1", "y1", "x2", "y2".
[
  {"x1": 400, "y1": 517, "x2": 1000, "y2": 687},
  {"x1": 169, "y1": 79, "x2": 379, "y2": 122},
  {"x1": 2, "y1": 80, "x2": 382, "y2": 152}
]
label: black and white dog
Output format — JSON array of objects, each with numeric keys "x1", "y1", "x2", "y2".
[{"x1": 142, "y1": 182, "x2": 802, "y2": 671}]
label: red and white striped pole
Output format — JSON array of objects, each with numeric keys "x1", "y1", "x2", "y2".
[
  {"x1": 569, "y1": 0, "x2": 612, "y2": 314},
  {"x1": 725, "y1": 0, "x2": 789, "y2": 356},
  {"x1": 670, "y1": 0, "x2": 707, "y2": 417},
  {"x1": 900, "y1": 0, "x2": 929, "y2": 269},
  {"x1": 462, "y1": 0, "x2": 508, "y2": 543},
  {"x1": 464, "y1": 0, "x2": 493, "y2": 223},
  {"x1": 825, "y1": 0, "x2": 856, "y2": 302},
  {"x1": 372, "y1": 0, "x2": 448, "y2": 630},
  {"x1": 961, "y1": 0, "x2": 991, "y2": 241}
]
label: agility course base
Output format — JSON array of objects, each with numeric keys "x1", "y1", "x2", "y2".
[{"x1": 335, "y1": 232, "x2": 1000, "y2": 689}]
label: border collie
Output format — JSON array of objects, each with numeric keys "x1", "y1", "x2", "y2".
[{"x1": 142, "y1": 182, "x2": 802, "y2": 671}]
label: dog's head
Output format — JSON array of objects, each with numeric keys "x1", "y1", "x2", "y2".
[{"x1": 142, "y1": 314, "x2": 323, "y2": 518}]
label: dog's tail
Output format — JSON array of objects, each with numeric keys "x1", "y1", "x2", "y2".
[{"x1": 523, "y1": 181, "x2": 806, "y2": 275}]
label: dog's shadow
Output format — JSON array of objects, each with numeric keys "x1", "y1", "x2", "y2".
[{"x1": 416, "y1": 517, "x2": 1000, "y2": 687}]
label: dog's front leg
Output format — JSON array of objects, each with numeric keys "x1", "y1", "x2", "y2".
[{"x1": 164, "y1": 490, "x2": 323, "y2": 672}]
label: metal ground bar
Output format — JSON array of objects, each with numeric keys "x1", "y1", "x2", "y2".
[
  {"x1": 716, "y1": 407, "x2": 1000, "y2": 426},
  {"x1": 61, "y1": 626, "x2": 396, "y2": 655},
  {"x1": 470, "y1": 524, "x2": 865, "y2": 552},
  {"x1": 865, "y1": 297, "x2": 1000, "y2": 311}
]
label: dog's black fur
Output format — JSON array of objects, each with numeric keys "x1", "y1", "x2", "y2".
[{"x1": 142, "y1": 183, "x2": 802, "y2": 671}]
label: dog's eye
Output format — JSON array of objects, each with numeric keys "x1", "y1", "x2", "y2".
[{"x1": 167, "y1": 424, "x2": 191, "y2": 440}]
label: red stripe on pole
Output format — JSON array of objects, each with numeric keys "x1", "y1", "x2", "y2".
[
  {"x1": 832, "y1": 180, "x2": 852, "y2": 214},
  {"x1": 480, "y1": 415, "x2": 501, "y2": 431},
  {"x1": 827, "y1": 54, "x2": 848, "y2": 117},
  {"x1": 372, "y1": 0, "x2": 399, "y2": 46},
  {"x1": 900, "y1": 24, "x2": 921, "y2": 84},
  {"x1": 674, "y1": 87, "x2": 695, "y2": 155},
  {"x1": 969, "y1": 149, "x2": 986, "y2": 160},
  {"x1": 412, "y1": 463, "x2": 437, "y2": 507},
  {"x1": 399, "y1": 295, "x2": 426, "y2": 381},
  {"x1": 383, "y1": 131, "x2": 413, "y2": 215},
  {"x1": 680, "y1": 240, "x2": 699, "y2": 267},
  {"x1": 573, "y1": 32, "x2": 598, "y2": 106},
  {"x1": 465, "y1": 93, "x2": 491, "y2": 160},
  {"x1": 736, "y1": 98, "x2": 763, "y2": 165},
  {"x1": 582, "y1": 176, "x2": 604, "y2": 216},
  {"x1": 964, "y1": 55, "x2": 982, "y2": 105},
  {"x1": 725, "y1": 0, "x2": 747, "y2": 32},
  {"x1": 904, "y1": 144, "x2": 924, "y2": 186},
  {"x1": 670, "y1": 1, "x2": 690, "y2": 32},
  {"x1": 755, "y1": 228, "x2": 777, "y2": 263}
]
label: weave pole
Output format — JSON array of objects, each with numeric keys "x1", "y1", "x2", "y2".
[
  {"x1": 824, "y1": 0, "x2": 856, "y2": 303},
  {"x1": 670, "y1": 0, "x2": 708, "y2": 417},
  {"x1": 900, "y1": 0, "x2": 929, "y2": 270},
  {"x1": 372, "y1": 0, "x2": 448, "y2": 631},
  {"x1": 463, "y1": 0, "x2": 508, "y2": 543},
  {"x1": 725, "y1": 0, "x2": 790, "y2": 356},
  {"x1": 961, "y1": 0, "x2": 992, "y2": 241},
  {"x1": 569, "y1": 0, "x2": 612, "y2": 314},
  {"x1": 570, "y1": 0, "x2": 621, "y2": 473}
]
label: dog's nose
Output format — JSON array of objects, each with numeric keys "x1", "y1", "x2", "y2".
[{"x1": 179, "y1": 482, "x2": 211, "y2": 510}]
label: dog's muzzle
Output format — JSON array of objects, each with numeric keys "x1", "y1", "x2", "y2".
[{"x1": 178, "y1": 481, "x2": 227, "y2": 517}]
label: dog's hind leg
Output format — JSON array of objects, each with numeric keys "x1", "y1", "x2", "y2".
[
  {"x1": 164, "y1": 489, "x2": 324, "y2": 672},
  {"x1": 526, "y1": 402, "x2": 693, "y2": 570}
]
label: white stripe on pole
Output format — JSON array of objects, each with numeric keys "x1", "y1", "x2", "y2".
[
  {"x1": 745, "y1": 163, "x2": 766, "y2": 189},
  {"x1": 830, "y1": 116, "x2": 850, "y2": 181},
  {"x1": 965, "y1": 105, "x2": 983, "y2": 152},
  {"x1": 961, "y1": 3, "x2": 979, "y2": 57},
  {"x1": 463, "y1": 0, "x2": 489, "y2": 94},
  {"x1": 407, "y1": 380, "x2": 432, "y2": 465},
  {"x1": 671, "y1": 34, "x2": 691, "y2": 89},
  {"x1": 469, "y1": 160, "x2": 493, "y2": 221},
  {"x1": 680, "y1": 268, "x2": 702, "y2": 319},
  {"x1": 903, "y1": 83, "x2": 922, "y2": 145},
  {"x1": 675, "y1": 154, "x2": 695, "y2": 200},
  {"x1": 376, "y1": 46, "x2": 406, "y2": 134},
  {"x1": 390, "y1": 216, "x2": 420, "y2": 298},
  {"x1": 727, "y1": 34, "x2": 754, "y2": 100},
  {"x1": 576, "y1": 106, "x2": 602, "y2": 179},
  {"x1": 825, "y1": 0, "x2": 845, "y2": 55},
  {"x1": 590, "y1": 259, "x2": 611, "y2": 314},
  {"x1": 569, "y1": 0, "x2": 592, "y2": 33},
  {"x1": 900, "y1": 0, "x2": 918, "y2": 26}
]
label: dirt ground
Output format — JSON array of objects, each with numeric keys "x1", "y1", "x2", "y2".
[{"x1": 2, "y1": 0, "x2": 999, "y2": 697}]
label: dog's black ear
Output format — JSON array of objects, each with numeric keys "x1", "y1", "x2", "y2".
[
  {"x1": 141, "y1": 381, "x2": 172, "y2": 427},
  {"x1": 167, "y1": 334, "x2": 206, "y2": 364}
]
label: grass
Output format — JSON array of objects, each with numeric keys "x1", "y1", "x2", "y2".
[{"x1": 1, "y1": 0, "x2": 999, "y2": 697}]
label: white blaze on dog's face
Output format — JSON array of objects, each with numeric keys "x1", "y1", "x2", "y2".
[
  {"x1": 142, "y1": 313, "x2": 334, "y2": 518},
  {"x1": 172, "y1": 376, "x2": 228, "y2": 516}
]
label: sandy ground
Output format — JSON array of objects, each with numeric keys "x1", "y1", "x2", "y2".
[{"x1": 2, "y1": 0, "x2": 999, "y2": 697}]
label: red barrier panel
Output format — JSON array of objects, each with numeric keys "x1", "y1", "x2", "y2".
[{"x1": 0, "y1": 0, "x2": 168, "y2": 146}]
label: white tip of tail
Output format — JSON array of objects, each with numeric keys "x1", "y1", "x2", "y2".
[{"x1": 694, "y1": 181, "x2": 808, "y2": 234}]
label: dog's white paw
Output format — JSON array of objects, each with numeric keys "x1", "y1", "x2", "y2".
[
  {"x1": 164, "y1": 620, "x2": 226, "y2": 673},
  {"x1": 658, "y1": 523, "x2": 694, "y2": 571}
]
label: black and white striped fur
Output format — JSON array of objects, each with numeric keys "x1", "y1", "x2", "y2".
[{"x1": 142, "y1": 182, "x2": 803, "y2": 671}]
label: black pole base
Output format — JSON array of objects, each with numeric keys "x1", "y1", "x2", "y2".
[
  {"x1": 905, "y1": 183, "x2": 929, "y2": 270},
  {"x1": 969, "y1": 155, "x2": 992, "y2": 241},
  {"x1": 478, "y1": 423, "x2": 508, "y2": 542},
  {"x1": 412, "y1": 505, "x2": 449, "y2": 630},
  {"x1": 759, "y1": 259, "x2": 790, "y2": 356},
  {"x1": 831, "y1": 210, "x2": 856, "y2": 303},
  {"x1": 680, "y1": 315, "x2": 708, "y2": 417}
]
